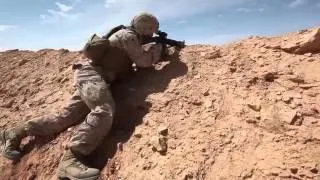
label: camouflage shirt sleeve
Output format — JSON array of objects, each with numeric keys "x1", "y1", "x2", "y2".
[{"x1": 108, "y1": 29, "x2": 162, "y2": 68}]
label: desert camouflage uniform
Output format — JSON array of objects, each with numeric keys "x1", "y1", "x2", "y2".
[{"x1": 25, "y1": 28, "x2": 162, "y2": 155}]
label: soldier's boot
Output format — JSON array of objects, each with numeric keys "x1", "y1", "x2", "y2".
[
  {"x1": 0, "y1": 125, "x2": 27, "y2": 160},
  {"x1": 57, "y1": 150, "x2": 100, "y2": 180}
]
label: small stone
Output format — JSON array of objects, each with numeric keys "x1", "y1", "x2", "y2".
[
  {"x1": 304, "y1": 90, "x2": 317, "y2": 97},
  {"x1": 195, "y1": 74, "x2": 201, "y2": 79},
  {"x1": 27, "y1": 173, "x2": 36, "y2": 180},
  {"x1": 269, "y1": 167, "x2": 281, "y2": 176},
  {"x1": 134, "y1": 130, "x2": 142, "y2": 138},
  {"x1": 158, "y1": 126, "x2": 168, "y2": 136},
  {"x1": 0, "y1": 121, "x2": 9, "y2": 128},
  {"x1": 310, "y1": 168, "x2": 318, "y2": 174},
  {"x1": 32, "y1": 77, "x2": 42, "y2": 83},
  {"x1": 255, "y1": 114, "x2": 261, "y2": 120},
  {"x1": 304, "y1": 53, "x2": 312, "y2": 57},
  {"x1": 247, "y1": 103, "x2": 261, "y2": 112},
  {"x1": 59, "y1": 77, "x2": 69, "y2": 84},
  {"x1": 246, "y1": 119, "x2": 257, "y2": 124},
  {"x1": 279, "y1": 171, "x2": 291, "y2": 178},
  {"x1": 289, "y1": 103, "x2": 298, "y2": 109},
  {"x1": 312, "y1": 127, "x2": 320, "y2": 140},
  {"x1": 299, "y1": 82, "x2": 320, "y2": 89},
  {"x1": 286, "y1": 130, "x2": 297, "y2": 136},
  {"x1": 192, "y1": 99, "x2": 202, "y2": 106},
  {"x1": 290, "y1": 167, "x2": 298, "y2": 174},
  {"x1": 288, "y1": 75, "x2": 305, "y2": 83},
  {"x1": 230, "y1": 66, "x2": 237, "y2": 73},
  {"x1": 142, "y1": 161, "x2": 152, "y2": 170},
  {"x1": 202, "y1": 89, "x2": 210, "y2": 96},
  {"x1": 151, "y1": 136, "x2": 167, "y2": 153},
  {"x1": 275, "y1": 96, "x2": 282, "y2": 101},
  {"x1": 203, "y1": 99, "x2": 213, "y2": 108},
  {"x1": 282, "y1": 96, "x2": 293, "y2": 104},
  {"x1": 260, "y1": 48, "x2": 267, "y2": 53},
  {"x1": 18, "y1": 59, "x2": 29, "y2": 66},
  {"x1": 264, "y1": 72, "x2": 279, "y2": 82}
]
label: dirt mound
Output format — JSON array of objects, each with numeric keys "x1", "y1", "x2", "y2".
[{"x1": 1, "y1": 27, "x2": 320, "y2": 180}]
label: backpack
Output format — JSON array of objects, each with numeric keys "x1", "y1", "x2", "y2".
[{"x1": 82, "y1": 25, "x2": 127, "y2": 64}]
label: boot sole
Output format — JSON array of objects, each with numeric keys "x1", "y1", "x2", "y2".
[
  {"x1": 0, "y1": 131, "x2": 5, "y2": 145},
  {"x1": 58, "y1": 170, "x2": 99, "y2": 180},
  {"x1": 0, "y1": 131, "x2": 21, "y2": 161}
]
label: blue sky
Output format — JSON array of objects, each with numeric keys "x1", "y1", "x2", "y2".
[{"x1": 0, "y1": 0, "x2": 319, "y2": 51}]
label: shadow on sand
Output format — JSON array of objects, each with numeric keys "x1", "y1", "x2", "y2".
[{"x1": 86, "y1": 55, "x2": 188, "y2": 171}]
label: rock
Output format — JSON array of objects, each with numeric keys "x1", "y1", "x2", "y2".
[
  {"x1": 158, "y1": 126, "x2": 168, "y2": 136},
  {"x1": 290, "y1": 167, "x2": 298, "y2": 174},
  {"x1": 59, "y1": 77, "x2": 69, "y2": 84},
  {"x1": 247, "y1": 77, "x2": 259, "y2": 87},
  {"x1": 246, "y1": 119, "x2": 257, "y2": 124},
  {"x1": 18, "y1": 59, "x2": 29, "y2": 66},
  {"x1": 310, "y1": 167, "x2": 318, "y2": 174},
  {"x1": 5, "y1": 49, "x2": 19, "y2": 53},
  {"x1": 191, "y1": 99, "x2": 202, "y2": 106},
  {"x1": 151, "y1": 136, "x2": 168, "y2": 153},
  {"x1": 312, "y1": 127, "x2": 320, "y2": 140},
  {"x1": 134, "y1": 129, "x2": 143, "y2": 138},
  {"x1": 255, "y1": 114, "x2": 261, "y2": 120},
  {"x1": 263, "y1": 72, "x2": 279, "y2": 82},
  {"x1": 32, "y1": 77, "x2": 42, "y2": 84},
  {"x1": 58, "y1": 48, "x2": 69, "y2": 53},
  {"x1": 0, "y1": 121, "x2": 9, "y2": 128},
  {"x1": 142, "y1": 161, "x2": 153, "y2": 170},
  {"x1": 288, "y1": 103, "x2": 298, "y2": 109},
  {"x1": 27, "y1": 173, "x2": 36, "y2": 180},
  {"x1": 230, "y1": 66, "x2": 237, "y2": 73},
  {"x1": 261, "y1": 103, "x2": 297, "y2": 125},
  {"x1": 299, "y1": 82, "x2": 320, "y2": 89},
  {"x1": 304, "y1": 53, "x2": 312, "y2": 57},
  {"x1": 200, "y1": 52, "x2": 206, "y2": 57},
  {"x1": 280, "y1": 108, "x2": 297, "y2": 125},
  {"x1": 287, "y1": 75, "x2": 305, "y2": 83},
  {"x1": 282, "y1": 95, "x2": 293, "y2": 104},
  {"x1": 265, "y1": 44, "x2": 281, "y2": 49},
  {"x1": 203, "y1": 99, "x2": 213, "y2": 108},
  {"x1": 268, "y1": 167, "x2": 281, "y2": 176},
  {"x1": 247, "y1": 103, "x2": 261, "y2": 112},
  {"x1": 1, "y1": 100, "x2": 14, "y2": 108},
  {"x1": 195, "y1": 74, "x2": 201, "y2": 79},
  {"x1": 202, "y1": 88, "x2": 210, "y2": 96},
  {"x1": 283, "y1": 28, "x2": 320, "y2": 54},
  {"x1": 307, "y1": 58, "x2": 315, "y2": 62}
]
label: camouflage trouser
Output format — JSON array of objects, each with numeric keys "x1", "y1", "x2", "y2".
[{"x1": 25, "y1": 62, "x2": 115, "y2": 155}]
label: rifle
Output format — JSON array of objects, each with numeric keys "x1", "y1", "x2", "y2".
[{"x1": 142, "y1": 30, "x2": 186, "y2": 48}]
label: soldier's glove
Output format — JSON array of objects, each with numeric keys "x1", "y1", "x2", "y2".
[{"x1": 157, "y1": 31, "x2": 168, "y2": 39}]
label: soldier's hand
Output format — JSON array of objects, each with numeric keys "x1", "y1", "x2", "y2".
[{"x1": 157, "y1": 31, "x2": 168, "y2": 38}]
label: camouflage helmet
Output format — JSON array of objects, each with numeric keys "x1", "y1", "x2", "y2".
[{"x1": 130, "y1": 12, "x2": 159, "y2": 36}]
